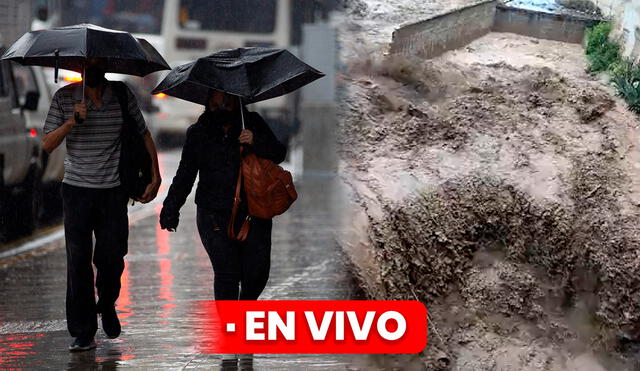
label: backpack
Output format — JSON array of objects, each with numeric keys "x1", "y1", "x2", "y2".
[
  {"x1": 112, "y1": 82, "x2": 152, "y2": 201},
  {"x1": 227, "y1": 148, "x2": 298, "y2": 241}
]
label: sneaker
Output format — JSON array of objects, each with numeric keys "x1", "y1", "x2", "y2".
[
  {"x1": 68, "y1": 337, "x2": 96, "y2": 352},
  {"x1": 101, "y1": 306, "x2": 121, "y2": 339}
]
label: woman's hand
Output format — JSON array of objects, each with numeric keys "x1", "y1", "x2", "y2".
[
  {"x1": 159, "y1": 207, "x2": 179, "y2": 232},
  {"x1": 238, "y1": 129, "x2": 254, "y2": 145}
]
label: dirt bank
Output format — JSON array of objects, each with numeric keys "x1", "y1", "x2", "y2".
[{"x1": 338, "y1": 4, "x2": 640, "y2": 369}]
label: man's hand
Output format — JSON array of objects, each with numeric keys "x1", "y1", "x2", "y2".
[
  {"x1": 138, "y1": 177, "x2": 161, "y2": 203},
  {"x1": 140, "y1": 130, "x2": 161, "y2": 203},
  {"x1": 73, "y1": 102, "x2": 87, "y2": 123},
  {"x1": 239, "y1": 129, "x2": 254, "y2": 145}
]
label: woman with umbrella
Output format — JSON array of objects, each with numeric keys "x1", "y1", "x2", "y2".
[
  {"x1": 157, "y1": 47, "x2": 322, "y2": 364},
  {"x1": 160, "y1": 90, "x2": 286, "y2": 301}
]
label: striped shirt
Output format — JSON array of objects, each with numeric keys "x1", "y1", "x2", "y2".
[{"x1": 44, "y1": 82, "x2": 147, "y2": 189}]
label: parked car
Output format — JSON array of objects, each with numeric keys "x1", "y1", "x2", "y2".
[
  {"x1": 0, "y1": 50, "x2": 44, "y2": 237},
  {"x1": 15, "y1": 66, "x2": 64, "y2": 186}
]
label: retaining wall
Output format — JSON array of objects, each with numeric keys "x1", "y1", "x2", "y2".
[
  {"x1": 493, "y1": 4, "x2": 602, "y2": 43},
  {"x1": 390, "y1": 0, "x2": 496, "y2": 57},
  {"x1": 390, "y1": 0, "x2": 603, "y2": 57}
]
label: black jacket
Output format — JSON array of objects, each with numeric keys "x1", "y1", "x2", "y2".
[{"x1": 160, "y1": 110, "x2": 286, "y2": 230}]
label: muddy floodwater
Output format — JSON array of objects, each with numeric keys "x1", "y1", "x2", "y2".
[{"x1": 338, "y1": 0, "x2": 640, "y2": 369}]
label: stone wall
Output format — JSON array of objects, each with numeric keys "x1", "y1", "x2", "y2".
[{"x1": 390, "y1": 0, "x2": 496, "y2": 57}]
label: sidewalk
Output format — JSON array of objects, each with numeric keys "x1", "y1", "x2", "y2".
[{"x1": 0, "y1": 152, "x2": 354, "y2": 369}]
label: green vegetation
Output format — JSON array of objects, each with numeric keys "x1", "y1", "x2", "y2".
[
  {"x1": 586, "y1": 22, "x2": 640, "y2": 112},
  {"x1": 585, "y1": 23, "x2": 620, "y2": 72}
]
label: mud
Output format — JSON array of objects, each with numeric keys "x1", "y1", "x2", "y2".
[{"x1": 338, "y1": 3, "x2": 640, "y2": 369}]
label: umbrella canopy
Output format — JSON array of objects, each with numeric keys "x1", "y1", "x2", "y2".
[
  {"x1": 152, "y1": 47, "x2": 324, "y2": 105},
  {"x1": 1, "y1": 23, "x2": 169, "y2": 76}
]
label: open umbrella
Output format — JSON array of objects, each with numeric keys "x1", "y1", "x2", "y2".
[
  {"x1": 151, "y1": 47, "x2": 324, "y2": 106},
  {"x1": 1, "y1": 23, "x2": 169, "y2": 88},
  {"x1": 2, "y1": 23, "x2": 169, "y2": 123}
]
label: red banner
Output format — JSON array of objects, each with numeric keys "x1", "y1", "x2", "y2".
[{"x1": 194, "y1": 300, "x2": 427, "y2": 354}]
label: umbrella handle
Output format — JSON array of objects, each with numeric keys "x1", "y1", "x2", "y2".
[
  {"x1": 239, "y1": 96, "x2": 245, "y2": 130},
  {"x1": 74, "y1": 66, "x2": 85, "y2": 124},
  {"x1": 54, "y1": 49, "x2": 59, "y2": 83},
  {"x1": 81, "y1": 66, "x2": 85, "y2": 103}
]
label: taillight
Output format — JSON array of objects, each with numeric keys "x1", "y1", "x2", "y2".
[
  {"x1": 29, "y1": 129, "x2": 37, "y2": 137},
  {"x1": 63, "y1": 72, "x2": 83, "y2": 82},
  {"x1": 64, "y1": 76, "x2": 82, "y2": 82}
]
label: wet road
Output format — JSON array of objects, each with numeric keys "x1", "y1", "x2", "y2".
[{"x1": 0, "y1": 150, "x2": 355, "y2": 370}]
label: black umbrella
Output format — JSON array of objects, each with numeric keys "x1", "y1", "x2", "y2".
[
  {"x1": 1, "y1": 23, "x2": 169, "y2": 82},
  {"x1": 151, "y1": 47, "x2": 325, "y2": 106}
]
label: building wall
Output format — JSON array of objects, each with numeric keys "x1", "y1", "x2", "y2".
[{"x1": 0, "y1": 0, "x2": 31, "y2": 46}]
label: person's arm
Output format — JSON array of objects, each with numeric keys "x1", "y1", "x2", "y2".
[
  {"x1": 240, "y1": 112, "x2": 287, "y2": 164},
  {"x1": 42, "y1": 91, "x2": 86, "y2": 153},
  {"x1": 160, "y1": 126, "x2": 200, "y2": 231},
  {"x1": 138, "y1": 130, "x2": 161, "y2": 203},
  {"x1": 124, "y1": 85, "x2": 161, "y2": 203},
  {"x1": 43, "y1": 118, "x2": 74, "y2": 153}
]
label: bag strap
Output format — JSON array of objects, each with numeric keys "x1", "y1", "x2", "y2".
[
  {"x1": 112, "y1": 82, "x2": 137, "y2": 206},
  {"x1": 112, "y1": 82, "x2": 132, "y2": 132},
  {"x1": 227, "y1": 148, "x2": 251, "y2": 241}
]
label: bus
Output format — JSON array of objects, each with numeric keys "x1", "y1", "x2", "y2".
[{"x1": 34, "y1": 0, "x2": 334, "y2": 146}]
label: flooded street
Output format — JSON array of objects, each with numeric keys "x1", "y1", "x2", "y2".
[{"x1": 0, "y1": 150, "x2": 355, "y2": 369}]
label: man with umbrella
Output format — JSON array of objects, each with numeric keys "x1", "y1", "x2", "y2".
[{"x1": 2, "y1": 24, "x2": 169, "y2": 351}]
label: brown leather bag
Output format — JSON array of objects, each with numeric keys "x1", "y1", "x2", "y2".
[{"x1": 227, "y1": 148, "x2": 298, "y2": 241}]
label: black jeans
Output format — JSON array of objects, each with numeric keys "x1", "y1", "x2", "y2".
[
  {"x1": 196, "y1": 209, "x2": 272, "y2": 300},
  {"x1": 62, "y1": 183, "x2": 128, "y2": 339}
]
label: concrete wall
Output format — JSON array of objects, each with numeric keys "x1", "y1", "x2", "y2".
[
  {"x1": 300, "y1": 23, "x2": 338, "y2": 174},
  {"x1": 592, "y1": 0, "x2": 624, "y2": 17},
  {"x1": 390, "y1": 0, "x2": 496, "y2": 57},
  {"x1": 617, "y1": 1, "x2": 640, "y2": 60},
  {"x1": 389, "y1": 0, "x2": 603, "y2": 58},
  {"x1": 493, "y1": 4, "x2": 601, "y2": 43},
  {"x1": 588, "y1": 0, "x2": 640, "y2": 61}
]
